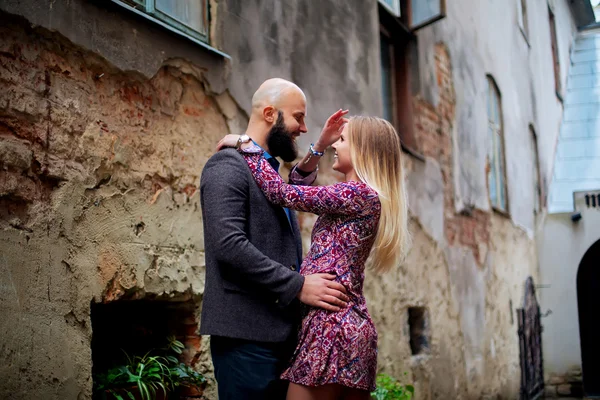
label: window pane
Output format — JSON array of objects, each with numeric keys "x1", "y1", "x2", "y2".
[
  {"x1": 493, "y1": 92, "x2": 500, "y2": 125},
  {"x1": 488, "y1": 125, "x2": 498, "y2": 207},
  {"x1": 115, "y1": 0, "x2": 145, "y2": 8},
  {"x1": 489, "y1": 161, "x2": 498, "y2": 207},
  {"x1": 380, "y1": 34, "x2": 395, "y2": 124},
  {"x1": 489, "y1": 89, "x2": 496, "y2": 124},
  {"x1": 531, "y1": 128, "x2": 541, "y2": 213},
  {"x1": 378, "y1": 0, "x2": 401, "y2": 17},
  {"x1": 488, "y1": 124, "x2": 495, "y2": 158},
  {"x1": 155, "y1": 0, "x2": 206, "y2": 34},
  {"x1": 487, "y1": 83, "x2": 492, "y2": 121},
  {"x1": 412, "y1": 0, "x2": 443, "y2": 28},
  {"x1": 486, "y1": 77, "x2": 507, "y2": 211},
  {"x1": 497, "y1": 132, "x2": 507, "y2": 210}
]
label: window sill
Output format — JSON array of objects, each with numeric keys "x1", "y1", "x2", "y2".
[{"x1": 110, "y1": 0, "x2": 231, "y2": 60}]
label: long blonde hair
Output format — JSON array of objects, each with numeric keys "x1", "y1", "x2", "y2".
[{"x1": 347, "y1": 116, "x2": 410, "y2": 273}]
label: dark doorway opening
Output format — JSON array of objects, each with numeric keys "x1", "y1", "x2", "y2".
[
  {"x1": 517, "y1": 277, "x2": 544, "y2": 400},
  {"x1": 90, "y1": 299, "x2": 202, "y2": 399},
  {"x1": 577, "y1": 239, "x2": 600, "y2": 397}
]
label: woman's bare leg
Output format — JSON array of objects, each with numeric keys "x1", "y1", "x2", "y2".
[
  {"x1": 286, "y1": 382, "x2": 344, "y2": 400},
  {"x1": 343, "y1": 387, "x2": 372, "y2": 400}
]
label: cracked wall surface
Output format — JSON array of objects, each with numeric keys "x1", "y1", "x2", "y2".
[
  {"x1": 361, "y1": 45, "x2": 539, "y2": 400},
  {"x1": 0, "y1": 0, "x2": 581, "y2": 399},
  {"x1": 0, "y1": 12, "x2": 243, "y2": 399}
]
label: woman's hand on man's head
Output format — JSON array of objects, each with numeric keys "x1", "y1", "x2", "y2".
[{"x1": 314, "y1": 109, "x2": 349, "y2": 152}]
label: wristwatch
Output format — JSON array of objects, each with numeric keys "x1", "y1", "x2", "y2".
[{"x1": 235, "y1": 134, "x2": 251, "y2": 149}]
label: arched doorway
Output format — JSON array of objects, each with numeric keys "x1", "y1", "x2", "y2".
[{"x1": 577, "y1": 239, "x2": 600, "y2": 396}]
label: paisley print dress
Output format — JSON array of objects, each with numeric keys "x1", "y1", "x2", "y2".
[{"x1": 239, "y1": 145, "x2": 381, "y2": 391}]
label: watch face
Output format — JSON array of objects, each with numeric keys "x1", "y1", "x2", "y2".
[{"x1": 235, "y1": 135, "x2": 250, "y2": 149}]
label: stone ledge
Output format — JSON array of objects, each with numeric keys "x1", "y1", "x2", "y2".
[{"x1": 545, "y1": 382, "x2": 584, "y2": 398}]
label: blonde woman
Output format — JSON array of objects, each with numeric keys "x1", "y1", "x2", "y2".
[{"x1": 219, "y1": 116, "x2": 409, "y2": 400}]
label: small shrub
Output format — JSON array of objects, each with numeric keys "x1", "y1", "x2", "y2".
[
  {"x1": 371, "y1": 373, "x2": 414, "y2": 400},
  {"x1": 93, "y1": 335, "x2": 206, "y2": 400}
]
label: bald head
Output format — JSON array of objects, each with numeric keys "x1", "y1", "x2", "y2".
[
  {"x1": 246, "y1": 78, "x2": 308, "y2": 158},
  {"x1": 251, "y1": 78, "x2": 306, "y2": 112}
]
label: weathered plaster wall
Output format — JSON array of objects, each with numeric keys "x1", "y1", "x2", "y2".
[
  {"x1": 361, "y1": 44, "x2": 538, "y2": 399},
  {"x1": 0, "y1": 0, "x2": 230, "y2": 92},
  {"x1": 0, "y1": 11, "x2": 242, "y2": 398},
  {"x1": 0, "y1": 1, "x2": 583, "y2": 399},
  {"x1": 414, "y1": 0, "x2": 576, "y2": 235},
  {"x1": 539, "y1": 191, "x2": 600, "y2": 378},
  {"x1": 261, "y1": 32, "x2": 545, "y2": 398},
  {"x1": 215, "y1": 0, "x2": 382, "y2": 151}
]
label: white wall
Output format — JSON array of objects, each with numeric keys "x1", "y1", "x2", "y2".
[{"x1": 539, "y1": 191, "x2": 600, "y2": 375}]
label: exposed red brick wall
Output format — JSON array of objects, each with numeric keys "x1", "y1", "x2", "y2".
[
  {"x1": 413, "y1": 43, "x2": 491, "y2": 265},
  {"x1": 0, "y1": 18, "x2": 227, "y2": 230},
  {"x1": 0, "y1": 21, "x2": 222, "y2": 398}
]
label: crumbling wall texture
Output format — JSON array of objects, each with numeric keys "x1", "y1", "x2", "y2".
[
  {"x1": 363, "y1": 44, "x2": 538, "y2": 400},
  {"x1": 0, "y1": 6, "x2": 541, "y2": 400},
  {"x1": 0, "y1": 15, "x2": 235, "y2": 399}
]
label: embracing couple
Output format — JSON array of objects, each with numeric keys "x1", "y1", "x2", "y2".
[{"x1": 200, "y1": 78, "x2": 410, "y2": 400}]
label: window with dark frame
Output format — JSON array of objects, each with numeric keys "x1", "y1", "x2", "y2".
[
  {"x1": 113, "y1": 0, "x2": 209, "y2": 44},
  {"x1": 379, "y1": 10, "x2": 417, "y2": 151},
  {"x1": 378, "y1": 0, "x2": 446, "y2": 154},
  {"x1": 379, "y1": 0, "x2": 402, "y2": 17},
  {"x1": 410, "y1": 0, "x2": 447, "y2": 30},
  {"x1": 487, "y1": 76, "x2": 508, "y2": 213},
  {"x1": 377, "y1": 0, "x2": 447, "y2": 28},
  {"x1": 548, "y1": 7, "x2": 562, "y2": 98}
]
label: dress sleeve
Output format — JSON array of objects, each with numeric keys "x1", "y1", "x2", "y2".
[
  {"x1": 239, "y1": 144, "x2": 375, "y2": 216},
  {"x1": 288, "y1": 164, "x2": 317, "y2": 186}
]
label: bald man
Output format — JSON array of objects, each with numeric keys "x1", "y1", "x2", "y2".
[{"x1": 199, "y1": 79, "x2": 349, "y2": 399}]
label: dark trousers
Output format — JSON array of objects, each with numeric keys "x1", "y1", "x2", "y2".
[{"x1": 210, "y1": 336, "x2": 295, "y2": 400}]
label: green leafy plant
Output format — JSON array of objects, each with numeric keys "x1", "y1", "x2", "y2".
[
  {"x1": 371, "y1": 373, "x2": 414, "y2": 400},
  {"x1": 94, "y1": 335, "x2": 206, "y2": 400}
]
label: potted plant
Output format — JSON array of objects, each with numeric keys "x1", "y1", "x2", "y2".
[
  {"x1": 371, "y1": 373, "x2": 415, "y2": 400},
  {"x1": 93, "y1": 335, "x2": 206, "y2": 400}
]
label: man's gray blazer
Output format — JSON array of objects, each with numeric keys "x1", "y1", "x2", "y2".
[{"x1": 200, "y1": 148, "x2": 305, "y2": 342}]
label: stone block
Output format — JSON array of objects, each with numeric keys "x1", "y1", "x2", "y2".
[
  {"x1": 566, "y1": 366, "x2": 583, "y2": 382},
  {"x1": 548, "y1": 375, "x2": 566, "y2": 385},
  {"x1": 0, "y1": 139, "x2": 33, "y2": 170},
  {"x1": 557, "y1": 384, "x2": 572, "y2": 396},
  {"x1": 545, "y1": 385, "x2": 557, "y2": 398},
  {"x1": 6, "y1": 87, "x2": 47, "y2": 120},
  {"x1": 0, "y1": 170, "x2": 38, "y2": 202}
]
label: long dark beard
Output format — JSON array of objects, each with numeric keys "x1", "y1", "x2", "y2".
[{"x1": 266, "y1": 111, "x2": 298, "y2": 162}]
